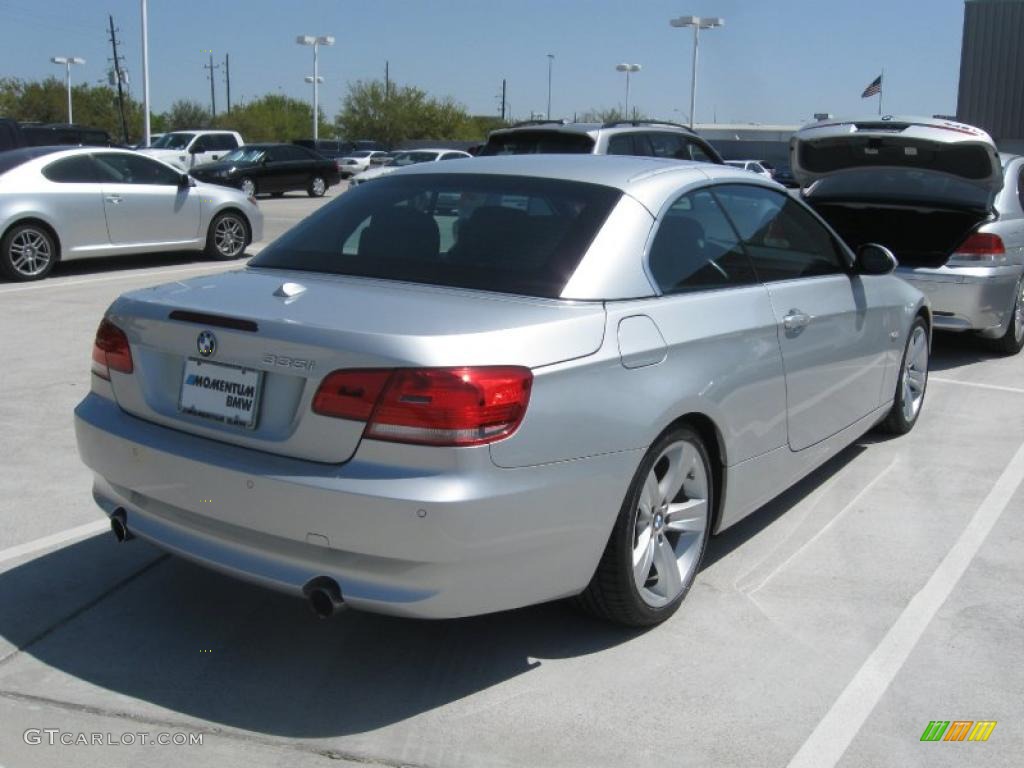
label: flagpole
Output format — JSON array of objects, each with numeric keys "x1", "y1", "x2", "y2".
[{"x1": 878, "y1": 68, "x2": 884, "y2": 116}]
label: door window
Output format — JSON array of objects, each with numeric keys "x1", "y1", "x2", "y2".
[
  {"x1": 92, "y1": 153, "x2": 182, "y2": 185},
  {"x1": 682, "y1": 140, "x2": 715, "y2": 163},
  {"x1": 713, "y1": 184, "x2": 846, "y2": 281},
  {"x1": 646, "y1": 132, "x2": 685, "y2": 159},
  {"x1": 274, "y1": 145, "x2": 309, "y2": 161},
  {"x1": 648, "y1": 188, "x2": 757, "y2": 294},
  {"x1": 1017, "y1": 166, "x2": 1024, "y2": 212},
  {"x1": 607, "y1": 134, "x2": 636, "y2": 155},
  {"x1": 207, "y1": 134, "x2": 238, "y2": 151}
]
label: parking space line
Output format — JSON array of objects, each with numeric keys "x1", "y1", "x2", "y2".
[
  {"x1": 786, "y1": 438, "x2": 1024, "y2": 768},
  {"x1": 930, "y1": 377, "x2": 1024, "y2": 395},
  {"x1": 0, "y1": 520, "x2": 108, "y2": 568},
  {"x1": 746, "y1": 460, "x2": 897, "y2": 594}
]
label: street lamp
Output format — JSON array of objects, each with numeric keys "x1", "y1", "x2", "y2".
[
  {"x1": 141, "y1": 0, "x2": 151, "y2": 146},
  {"x1": 615, "y1": 63, "x2": 641, "y2": 119},
  {"x1": 546, "y1": 53, "x2": 554, "y2": 119},
  {"x1": 296, "y1": 34, "x2": 334, "y2": 141},
  {"x1": 669, "y1": 15, "x2": 724, "y2": 129},
  {"x1": 50, "y1": 56, "x2": 85, "y2": 124}
]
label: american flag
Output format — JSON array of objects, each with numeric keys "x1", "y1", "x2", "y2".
[{"x1": 861, "y1": 75, "x2": 882, "y2": 98}]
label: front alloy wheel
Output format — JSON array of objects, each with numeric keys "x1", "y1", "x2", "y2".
[
  {"x1": 1, "y1": 223, "x2": 56, "y2": 281},
  {"x1": 205, "y1": 212, "x2": 248, "y2": 260},
  {"x1": 579, "y1": 425, "x2": 712, "y2": 626}
]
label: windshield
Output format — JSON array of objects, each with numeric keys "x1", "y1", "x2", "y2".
[
  {"x1": 392, "y1": 152, "x2": 438, "y2": 166},
  {"x1": 250, "y1": 173, "x2": 622, "y2": 298},
  {"x1": 220, "y1": 148, "x2": 266, "y2": 163},
  {"x1": 480, "y1": 131, "x2": 595, "y2": 155},
  {"x1": 150, "y1": 132, "x2": 195, "y2": 150}
]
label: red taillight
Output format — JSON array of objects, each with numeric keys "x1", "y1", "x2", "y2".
[
  {"x1": 91, "y1": 318, "x2": 133, "y2": 379},
  {"x1": 950, "y1": 232, "x2": 1006, "y2": 264},
  {"x1": 312, "y1": 366, "x2": 533, "y2": 446},
  {"x1": 312, "y1": 369, "x2": 392, "y2": 420}
]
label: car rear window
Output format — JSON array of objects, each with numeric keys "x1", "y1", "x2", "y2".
[
  {"x1": 250, "y1": 173, "x2": 621, "y2": 298},
  {"x1": 806, "y1": 167, "x2": 992, "y2": 210},
  {"x1": 480, "y1": 130, "x2": 594, "y2": 155}
]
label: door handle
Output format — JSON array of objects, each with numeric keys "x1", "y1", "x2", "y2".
[
  {"x1": 783, "y1": 310, "x2": 811, "y2": 330},
  {"x1": 105, "y1": 195, "x2": 122, "y2": 205}
]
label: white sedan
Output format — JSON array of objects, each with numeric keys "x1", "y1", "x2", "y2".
[
  {"x1": 0, "y1": 146, "x2": 262, "y2": 281},
  {"x1": 724, "y1": 160, "x2": 774, "y2": 178},
  {"x1": 336, "y1": 150, "x2": 390, "y2": 178},
  {"x1": 349, "y1": 149, "x2": 472, "y2": 185}
]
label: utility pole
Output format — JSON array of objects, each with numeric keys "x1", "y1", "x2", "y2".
[
  {"x1": 385, "y1": 60, "x2": 390, "y2": 99},
  {"x1": 223, "y1": 54, "x2": 231, "y2": 114},
  {"x1": 107, "y1": 15, "x2": 130, "y2": 144},
  {"x1": 501, "y1": 78, "x2": 506, "y2": 121},
  {"x1": 203, "y1": 54, "x2": 220, "y2": 119}
]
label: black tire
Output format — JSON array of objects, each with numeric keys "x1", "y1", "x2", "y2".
[
  {"x1": 577, "y1": 424, "x2": 713, "y2": 627},
  {"x1": 239, "y1": 177, "x2": 257, "y2": 198},
  {"x1": 989, "y1": 279, "x2": 1024, "y2": 356},
  {"x1": 877, "y1": 317, "x2": 929, "y2": 435},
  {"x1": 307, "y1": 175, "x2": 327, "y2": 197},
  {"x1": 204, "y1": 211, "x2": 249, "y2": 260},
  {"x1": 0, "y1": 222, "x2": 57, "y2": 282}
]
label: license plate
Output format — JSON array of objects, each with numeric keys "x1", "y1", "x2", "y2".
[{"x1": 179, "y1": 358, "x2": 262, "y2": 429}]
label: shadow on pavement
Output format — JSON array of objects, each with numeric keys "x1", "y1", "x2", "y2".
[
  {"x1": 39, "y1": 252, "x2": 237, "y2": 280},
  {"x1": 928, "y1": 330, "x2": 1006, "y2": 372},
  {"x1": 0, "y1": 534, "x2": 641, "y2": 738}
]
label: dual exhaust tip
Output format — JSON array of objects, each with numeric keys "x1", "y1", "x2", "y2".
[{"x1": 110, "y1": 508, "x2": 346, "y2": 619}]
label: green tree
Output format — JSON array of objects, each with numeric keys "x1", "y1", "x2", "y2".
[
  {"x1": 162, "y1": 99, "x2": 211, "y2": 131},
  {"x1": 212, "y1": 94, "x2": 330, "y2": 142},
  {"x1": 336, "y1": 79, "x2": 474, "y2": 145}
]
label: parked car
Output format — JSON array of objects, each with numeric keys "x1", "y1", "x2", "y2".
[
  {"x1": 0, "y1": 119, "x2": 115, "y2": 152},
  {"x1": 370, "y1": 151, "x2": 400, "y2": 167},
  {"x1": 0, "y1": 146, "x2": 261, "y2": 281},
  {"x1": 725, "y1": 159, "x2": 773, "y2": 178},
  {"x1": 133, "y1": 132, "x2": 165, "y2": 149},
  {"x1": 349, "y1": 148, "x2": 472, "y2": 185},
  {"x1": 74, "y1": 155, "x2": 928, "y2": 627},
  {"x1": 792, "y1": 115, "x2": 1024, "y2": 354},
  {"x1": 191, "y1": 143, "x2": 342, "y2": 198},
  {"x1": 336, "y1": 150, "x2": 390, "y2": 178},
  {"x1": 138, "y1": 130, "x2": 244, "y2": 170},
  {"x1": 480, "y1": 119, "x2": 724, "y2": 164}
]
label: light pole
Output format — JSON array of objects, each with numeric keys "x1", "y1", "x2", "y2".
[
  {"x1": 141, "y1": 0, "x2": 151, "y2": 146},
  {"x1": 50, "y1": 56, "x2": 85, "y2": 124},
  {"x1": 615, "y1": 63, "x2": 641, "y2": 119},
  {"x1": 669, "y1": 15, "x2": 724, "y2": 129},
  {"x1": 296, "y1": 35, "x2": 334, "y2": 141},
  {"x1": 546, "y1": 53, "x2": 554, "y2": 119}
]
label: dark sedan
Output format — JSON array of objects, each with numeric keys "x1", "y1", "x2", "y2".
[{"x1": 190, "y1": 143, "x2": 342, "y2": 198}]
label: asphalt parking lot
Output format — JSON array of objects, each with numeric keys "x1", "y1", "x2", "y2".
[{"x1": 0, "y1": 186, "x2": 1022, "y2": 768}]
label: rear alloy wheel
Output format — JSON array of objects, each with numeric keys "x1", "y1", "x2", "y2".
[
  {"x1": 1, "y1": 223, "x2": 57, "y2": 281},
  {"x1": 239, "y1": 177, "x2": 257, "y2": 198},
  {"x1": 990, "y1": 278, "x2": 1024, "y2": 356},
  {"x1": 308, "y1": 175, "x2": 327, "y2": 197},
  {"x1": 205, "y1": 212, "x2": 249, "y2": 260},
  {"x1": 878, "y1": 318, "x2": 929, "y2": 435},
  {"x1": 578, "y1": 425, "x2": 712, "y2": 627}
]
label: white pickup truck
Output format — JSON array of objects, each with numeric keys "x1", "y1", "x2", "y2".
[{"x1": 138, "y1": 130, "x2": 244, "y2": 170}]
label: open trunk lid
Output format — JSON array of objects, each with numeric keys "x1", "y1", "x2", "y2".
[
  {"x1": 791, "y1": 116, "x2": 1003, "y2": 211},
  {"x1": 102, "y1": 268, "x2": 606, "y2": 463}
]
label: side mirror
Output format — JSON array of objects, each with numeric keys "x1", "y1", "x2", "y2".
[
  {"x1": 856, "y1": 243, "x2": 898, "y2": 275},
  {"x1": 178, "y1": 173, "x2": 193, "y2": 188}
]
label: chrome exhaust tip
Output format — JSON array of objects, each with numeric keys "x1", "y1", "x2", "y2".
[
  {"x1": 303, "y1": 577, "x2": 345, "y2": 619},
  {"x1": 110, "y1": 509, "x2": 133, "y2": 543}
]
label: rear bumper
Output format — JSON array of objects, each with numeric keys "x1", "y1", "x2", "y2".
[
  {"x1": 897, "y1": 266, "x2": 1021, "y2": 333},
  {"x1": 74, "y1": 393, "x2": 636, "y2": 619}
]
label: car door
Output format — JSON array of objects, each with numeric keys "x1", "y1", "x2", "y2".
[
  {"x1": 713, "y1": 183, "x2": 890, "y2": 451},
  {"x1": 93, "y1": 152, "x2": 202, "y2": 245},
  {"x1": 38, "y1": 154, "x2": 111, "y2": 253}
]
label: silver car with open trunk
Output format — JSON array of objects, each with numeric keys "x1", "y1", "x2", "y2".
[
  {"x1": 792, "y1": 116, "x2": 1024, "y2": 354},
  {"x1": 75, "y1": 155, "x2": 929, "y2": 626}
]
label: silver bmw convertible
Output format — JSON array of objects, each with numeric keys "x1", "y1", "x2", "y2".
[{"x1": 74, "y1": 155, "x2": 929, "y2": 626}]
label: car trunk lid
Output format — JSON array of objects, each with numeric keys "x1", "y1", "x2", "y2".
[
  {"x1": 102, "y1": 268, "x2": 606, "y2": 463},
  {"x1": 791, "y1": 117, "x2": 1003, "y2": 211}
]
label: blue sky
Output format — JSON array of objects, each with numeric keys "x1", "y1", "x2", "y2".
[{"x1": 0, "y1": 0, "x2": 968, "y2": 125}]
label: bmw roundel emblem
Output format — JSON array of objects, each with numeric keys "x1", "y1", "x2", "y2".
[{"x1": 197, "y1": 330, "x2": 217, "y2": 358}]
